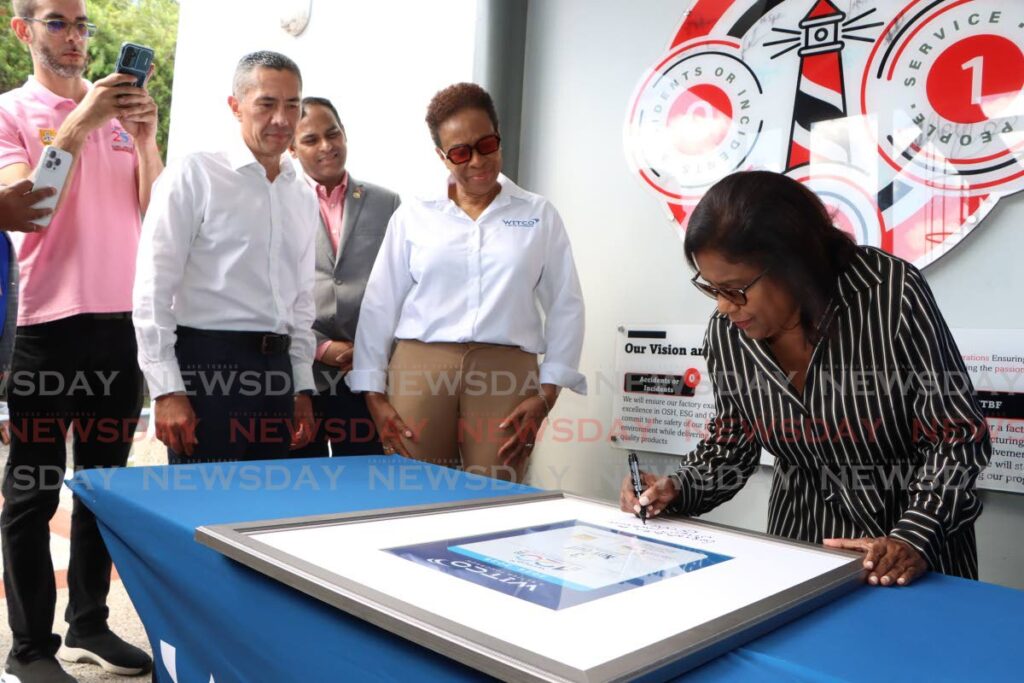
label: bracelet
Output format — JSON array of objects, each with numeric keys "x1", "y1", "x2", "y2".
[{"x1": 536, "y1": 391, "x2": 551, "y2": 416}]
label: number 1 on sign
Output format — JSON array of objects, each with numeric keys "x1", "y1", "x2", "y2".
[{"x1": 962, "y1": 55, "x2": 984, "y2": 106}]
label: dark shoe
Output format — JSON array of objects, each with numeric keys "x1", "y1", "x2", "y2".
[
  {"x1": 57, "y1": 631, "x2": 151, "y2": 676},
  {"x1": 1, "y1": 654, "x2": 77, "y2": 683}
]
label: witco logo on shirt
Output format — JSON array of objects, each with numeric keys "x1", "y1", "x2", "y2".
[{"x1": 502, "y1": 218, "x2": 540, "y2": 228}]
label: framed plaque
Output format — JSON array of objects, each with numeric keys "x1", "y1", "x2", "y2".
[{"x1": 196, "y1": 493, "x2": 863, "y2": 681}]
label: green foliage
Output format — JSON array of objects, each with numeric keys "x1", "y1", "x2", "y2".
[
  {"x1": 0, "y1": 0, "x2": 179, "y2": 159},
  {"x1": 0, "y1": 5, "x2": 34, "y2": 94}
]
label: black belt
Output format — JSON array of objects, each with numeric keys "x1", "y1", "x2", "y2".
[
  {"x1": 89, "y1": 312, "x2": 133, "y2": 320},
  {"x1": 176, "y1": 326, "x2": 291, "y2": 355}
]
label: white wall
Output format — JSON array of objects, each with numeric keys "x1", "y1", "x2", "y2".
[
  {"x1": 168, "y1": 0, "x2": 477, "y2": 197},
  {"x1": 517, "y1": 0, "x2": 1024, "y2": 589}
]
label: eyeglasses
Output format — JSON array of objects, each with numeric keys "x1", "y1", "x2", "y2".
[
  {"x1": 441, "y1": 134, "x2": 500, "y2": 165},
  {"x1": 691, "y1": 267, "x2": 769, "y2": 306},
  {"x1": 22, "y1": 17, "x2": 98, "y2": 38}
]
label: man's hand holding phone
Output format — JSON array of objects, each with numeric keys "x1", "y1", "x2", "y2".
[
  {"x1": 53, "y1": 73, "x2": 154, "y2": 154},
  {"x1": 0, "y1": 180, "x2": 55, "y2": 232},
  {"x1": 115, "y1": 69, "x2": 158, "y2": 144}
]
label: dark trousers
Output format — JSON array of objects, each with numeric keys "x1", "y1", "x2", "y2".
[
  {"x1": 289, "y1": 369, "x2": 382, "y2": 457},
  {"x1": 1, "y1": 314, "x2": 142, "y2": 661},
  {"x1": 169, "y1": 327, "x2": 295, "y2": 464}
]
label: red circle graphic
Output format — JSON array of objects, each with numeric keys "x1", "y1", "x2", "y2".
[
  {"x1": 667, "y1": 84, "x2": 734, "y2": 155},
  {"x1": 926, "y1": 34, "x2": 1024, "y2": 124}
]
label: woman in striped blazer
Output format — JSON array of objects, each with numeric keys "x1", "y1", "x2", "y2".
[{"x1": 621, "y1": 171, "x2": 990, "y2": 586}]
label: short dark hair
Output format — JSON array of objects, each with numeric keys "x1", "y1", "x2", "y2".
[
  {"x1": 300, "y1": 97, "x2": 344, "y2": 131},
  {"x1": 12, "y1": 0, "x2": 37, "y2": 17},
  {"x1": 425, "y1": 82, "x2": 499, "y2": 148},
  {"x1": 684, "y1": 171, "x2": 857, "y2": 343},
  {"x1": 232, "y1": 51, "x2": 302, "y2": 99}
]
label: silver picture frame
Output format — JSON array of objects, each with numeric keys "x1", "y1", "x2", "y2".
[{"x1": 196, "y1": 492, "x2": 864, "y2": 682}]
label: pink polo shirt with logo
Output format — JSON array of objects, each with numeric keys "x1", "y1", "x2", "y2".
[{"x1": 0, "y1": 77, "x2": 141, "y2": 326}]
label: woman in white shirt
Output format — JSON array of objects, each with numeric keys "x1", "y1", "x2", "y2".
[{"x1": 347, "y1": 82, "x2": 586, "y2": 482}]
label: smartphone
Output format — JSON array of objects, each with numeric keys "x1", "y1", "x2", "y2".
[
  {"x1": 115, "y1": 42, "x2": 154, "y2": 88},
  {"x1": 30, "y1": 147, "x2": 73, "y2": 228}
]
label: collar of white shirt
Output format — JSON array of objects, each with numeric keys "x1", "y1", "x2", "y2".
[
  {"x1": 420, "y1": 173, "x2": 529, "y2": 215},
  {"x1": 225, "y1": 137, "x2": 297, "y2": 180}
]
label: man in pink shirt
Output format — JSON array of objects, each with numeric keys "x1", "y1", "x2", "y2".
[{"x1": 0, "y1": 0, "x2": 162, "y2": 680}]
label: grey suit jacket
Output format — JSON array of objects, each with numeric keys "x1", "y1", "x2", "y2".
[{"x1": 311, "y1": 175, "x2": 400, "y2": 393}]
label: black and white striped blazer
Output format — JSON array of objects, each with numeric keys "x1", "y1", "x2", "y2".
[{"x1": 671, "y1": 246, "x2": 990, "y2": 579}]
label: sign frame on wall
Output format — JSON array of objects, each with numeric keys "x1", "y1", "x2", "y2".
[
  {"x1": 614, "y1": 324, "x2": 1021, "y2": 489},
  {"x1": 952, "y1": 328, "x2": 1024, "y2": 495},
  {"x1": 611, "y1": 323, "x2": 774, "y2": 465},
  {"x1": 610, "y1": 323, "x2": 715, "y2": 456}
]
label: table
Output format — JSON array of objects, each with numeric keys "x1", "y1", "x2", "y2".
[{"x1": 67, "y1": 456, "x2": 1023, "y2": 682}]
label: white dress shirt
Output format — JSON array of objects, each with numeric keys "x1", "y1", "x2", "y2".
[
  {"x1": 133, "y1": 140, "x2": 319, "y2": 398},
  {"x1": 347, "y1": 174, "x2": 586, "y2": 395}
]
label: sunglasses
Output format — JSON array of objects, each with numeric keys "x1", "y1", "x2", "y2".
[
  {"x1": 441, "y1": 134, "x2": 500, "y2": 165},
  {"x1": 23, "y1": 17, "x2": 98, "y2": 37},
  {"x1": 690, "y1": 267, "x2": 769, "y2": 306}
]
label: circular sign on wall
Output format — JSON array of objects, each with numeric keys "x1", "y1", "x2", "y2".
[
  {"x1": 624, "y1": 0, "x2": 1023, "y2": 268},
  {"x1": 626, "y1": 40, "x2": 766, "y2": 205},
  {"x1": 861, "y1": 1, "x2": 1024, "y2": 194}
]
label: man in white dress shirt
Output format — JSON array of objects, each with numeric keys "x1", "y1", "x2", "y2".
[{"x1": 133, "y1": 51, "x2": 318, "y2": 462}]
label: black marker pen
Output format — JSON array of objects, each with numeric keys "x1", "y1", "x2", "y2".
[{"x1": 628, "y1": 451, "x2": 647, "y2": 524}]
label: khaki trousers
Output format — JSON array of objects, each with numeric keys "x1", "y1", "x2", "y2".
[{"x1": 387, "y1": 340, "x2": 540, "y2": 482}]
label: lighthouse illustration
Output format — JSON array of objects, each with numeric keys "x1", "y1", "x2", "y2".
[{"x1": 785, "y1": 0, "x2": 848, "y2": 170}]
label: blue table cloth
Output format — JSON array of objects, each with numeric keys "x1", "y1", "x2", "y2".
[{"x1": 67, "y1": 456, "x2": 1023, "y2": 682}]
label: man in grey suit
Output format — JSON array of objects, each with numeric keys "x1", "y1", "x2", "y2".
[{"x1": 290, "y1": 97, "x2": 400, "y2": 456}]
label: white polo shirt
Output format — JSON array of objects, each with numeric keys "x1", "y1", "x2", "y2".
[{"x1": 348, "y1": 174, "x2": 586, "y2": 395}]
